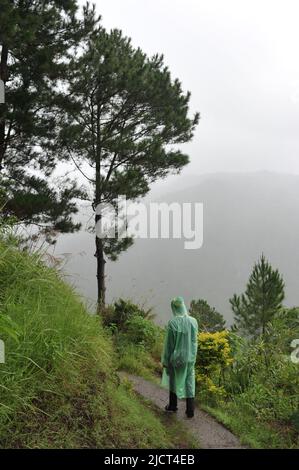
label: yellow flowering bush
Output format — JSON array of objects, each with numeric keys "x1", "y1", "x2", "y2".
[
  {"x1": 197, "y1": 330, "x2": 233, "y2": 370},
  {"x1": 196, "y1": 373, "x2": 226, "y2": 400},
  {"x1": 196, "y1": 330, "x2": 233, "y2": 403}
]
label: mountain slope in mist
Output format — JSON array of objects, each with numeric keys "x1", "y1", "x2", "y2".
[{"x1": 56, "y1": 172, "x2": 299, "y2": 324}]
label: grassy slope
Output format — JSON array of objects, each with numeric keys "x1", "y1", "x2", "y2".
[
  {"x1": 200, "y1": 400, "x2": 299, "y2": 449},
  {"x1": 0, "y1": 238, "x2": 193, "y2": 449},
  {"x1": 117, "y1": 343, "x2": 162, "y2": 383}
]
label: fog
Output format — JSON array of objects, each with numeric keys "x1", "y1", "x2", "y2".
[
  {"x1": 77, "y1": 0, "x2": 299, "y2": 182},
  {"x1": 55, "y1": 171, "x2": 299, "y2": 324},
  {"x1": 54, "y1": 1, "x2": 299, "y2": 323}
]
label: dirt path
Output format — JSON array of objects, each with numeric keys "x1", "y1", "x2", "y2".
[{"x1": 121, "y1": 372, "x2": 245, "y2": 449}]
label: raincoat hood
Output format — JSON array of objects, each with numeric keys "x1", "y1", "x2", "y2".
[{"x1": 171, "y1": 296, "x2": 188, "y2": 316}]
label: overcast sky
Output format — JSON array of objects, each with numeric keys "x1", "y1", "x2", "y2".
[{"x1": 78, "y1": 0, "x2": 299, "y2": 181}]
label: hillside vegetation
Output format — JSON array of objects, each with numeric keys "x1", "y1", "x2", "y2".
[
  {"x1": 105, "y1": 286, "x2": 299, "y2": 449},
  {"x1": 0, "y1": 235, "x2": 192, "y2": 448},
  {"x1": 1, "y1": 231, "x2": 298, "y2": 449}
]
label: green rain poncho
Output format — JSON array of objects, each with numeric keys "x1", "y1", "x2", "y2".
[{"x1": 161, "y1": 297, "x2": 198, "y2": 399}]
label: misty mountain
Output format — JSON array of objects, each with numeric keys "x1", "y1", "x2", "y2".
[{"x1": 55, "y1": 171, "x2": 299, "y2": 325}]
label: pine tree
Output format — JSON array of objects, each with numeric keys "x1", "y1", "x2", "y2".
[
  {"x1": 189, "y1": 299, "x2": 226, "y2": 332},
  {"x1": 59, "y1": 27, "x2": 199, "y2": 308},
  {"x1": 230, "y1": 255, "x2": 285, "y2": 336},
  {"x1": 0, "y1": 1, "x2": 98, "y2": 239}
]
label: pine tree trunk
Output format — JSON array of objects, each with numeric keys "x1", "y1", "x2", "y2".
[
  {"x1": 95, "y1": 99, "x2": 105, "y2": 312},
  {"x1": 95, "y1": 234, "x2": 106, "y2": 312},
  {"x1": 0, "y1": 44, "x2": 8, "y2": 170}
]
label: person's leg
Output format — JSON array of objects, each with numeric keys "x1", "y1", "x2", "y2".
[
  {"x1": 165, "y1": 368, "x2": 178, "y2": 412},
  {"x1": 186, "y1": 397, "x2": 194, "y2": 418},
  {"x1": 165, "y1": 391, "x2": 178, "y2": 412},
  {"x1": 169, "y1": 391, "x2": 178, "y2": 408},
  {"x1": 185, "y1": 364, "x2": 195, "y2": 418}
]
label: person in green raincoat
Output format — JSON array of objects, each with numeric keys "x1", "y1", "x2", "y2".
[{"x1": 161, "y1": 296, "x2": 198, "y2": 418}]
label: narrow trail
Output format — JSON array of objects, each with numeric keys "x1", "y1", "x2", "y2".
[{"x1": 121, "y1": 372, "x2": 246, "y2": 449}]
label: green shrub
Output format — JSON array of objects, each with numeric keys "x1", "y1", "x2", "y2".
[
  {"x1": 117, "y1": 343, "x2": 160, "y2": 379},
  {"x1": 124, "y1": 315, "x2": 157, "y2": 350},
  {"x1": 101, "y1": 298, "x2": 163, "y2": 381},
  {"x1": 115, "y1": 318, "x2": 163, "y2": 380},
  {"x1": 102, "y1": 299, "x2": 151, "y2": 330},
  {"x1": 224, "y1": 337, "x2": 265, "y2": 395}
]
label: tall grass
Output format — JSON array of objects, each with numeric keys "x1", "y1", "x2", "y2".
[{"x1": 0, "y1": 238, "x2": 177, "y2": 448}]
